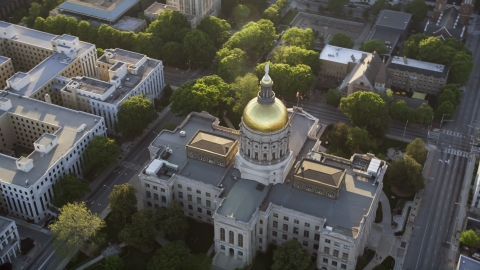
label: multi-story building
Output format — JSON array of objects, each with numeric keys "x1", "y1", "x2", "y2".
[
  {"x1": 166, "y1": 0, "x2": 221, "y2": 27},
  {"x1": 55, "y1": 0, "x2": 141, "y2": 24},
  {"x1": 144, "y1": 2, "x2": 196, "y2": 27},
  {"x1": 426, "y1": 0, "x2": 475, "y2": 40},
  {"x1": 0, "y1": 56, "x2": 14, "y2": 89},
  {"x1": 0, "y1": 216, "x2": 20, "y2": 264},
  {"x1": 0, "y1": 92, "x2": 106, "y2": 222},
  {"x1": 319, "y1": 45, "x2": 370, "y2": 83},
  {"x1": 386, "y1": 56, "x2": 449, "y2": 95},
  {"x1": 367, "y1": 10, "x2": 412, "y2": 54},
  {"x1": 139, "y1": 67, "x2": 387, "y2": 270},
  {"x1": 60, "y1": 48, "x2": 164, "y2": 132},
  {"x1": 0, "y1": 0, "x2": 32, "y2": 23}
]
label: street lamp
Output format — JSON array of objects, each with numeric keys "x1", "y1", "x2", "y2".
[
  {"x1": 440, "y1": 114, "x2": 450, "y2": 128},
  {"x1": 403, "y1": 119, "x2": 409, "y2": 139}
]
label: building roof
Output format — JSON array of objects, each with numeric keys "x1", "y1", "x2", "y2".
[
  {"x1": 295, "y1": 159, "x2": 344, "y2": 187},
  {"x1": 188, "y1": 131, "x2": 236, "y2": 155},
  {"x1": 457, "y1": 254, "x2": 480, "y2": 270},
  {"x1": 145, "y1": 2, "x2": 176, "y2": 14},
  {"x1": 386, "y1": 56, "x2": 450, "y2": 79},
  {"x1": 112, "y1": 16, "x2": 146, "y2": 32},
  {"x1": 346, "y1": 52, "x2": 388, "y2": 87},
  {"x1": 70, "y1": 76, "x2": 113, "y2": 95},
  {"x1": 58, "y1": 0, "x2": 140, "y2": 22},
  {"x1": 98, "y1": 48, "x2": 146, "y2": 67},
  {"x1": 320, "y1": 45, "x2": 370, "y2": 65},
  {"x1": 437, "y1": 5, "x2": 460, "y2": 29},
  {"x1": 35, "y1": 133, "x2": 56, "y2": 146},
  {"x1": 0, "y1": 216, "x2": 14, "y2": 233},
  {"x1": 369, "y1": 30, "x2": 400, "y2": 53},
  {"x1": 376, "y1": 10, "x2": 412, "y2": 30},
  {"x1": 0, "y1": 56, "x2": 9, "y2": 65},
  {"x1": 0, "y1": 92, "x2": 102, "y2": 186}
]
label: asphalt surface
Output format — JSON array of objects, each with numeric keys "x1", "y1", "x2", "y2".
[{"x1": 25, "y1": 110, "x2": 184, "y2": 270}]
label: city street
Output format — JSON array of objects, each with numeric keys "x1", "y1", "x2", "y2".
[{"x1": 25, "y1": 109, "x2": 184, "y2": 270}]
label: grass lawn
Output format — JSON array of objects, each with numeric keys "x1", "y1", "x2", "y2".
[
  {"x1": 251, "y1": 246, "x2": 276, "y2": 270},
  {"x1": 380, "y1": 255, "x2": 395, "y2": 270},
  {"x1": 280, "y1": 10, "x2": 299, "y2": 25},
  {"x1": 65, "y1": 251, "x2": 93, "y2": 270},
  {"x1": 185, "y1": 218, "x2": 215, "y2": 254},
  {"x1": 122, "y1": 244, "x2": 160, "y2": 270}
]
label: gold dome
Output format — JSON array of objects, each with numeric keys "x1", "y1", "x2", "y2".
[{"x1": 242, "y1": 98, "x2": 288, "y2": 133}]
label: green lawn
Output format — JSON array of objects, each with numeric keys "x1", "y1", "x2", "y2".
[
  {"x1": 380, "y1": 255, "x2": 395, "y2": 270},
  {"x1": 185, "y1": 218, "x2": 214, "y2": 254},
  {"x1": 122, "y1": 244, "x2": 160, "y2": 270},
  {"x1": 251, "y1": 246, "x2": 276, "y2": 270},
  {"x1": 280, "y1": 10, "x2": 299, "y2": 25},
  {"x1": 65, "y1": 251, "x2": 93, "y2": 270}
]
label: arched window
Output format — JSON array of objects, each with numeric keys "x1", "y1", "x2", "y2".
[
  {"x1": 229, "y1": 231, "x2": 234, "y2": 244},
  {"x1": 220, "y1": 228, "x2": 225, "y2": 241},
  {"x1": 238, "y1": 234, "x2": 243, "y2": 247}
]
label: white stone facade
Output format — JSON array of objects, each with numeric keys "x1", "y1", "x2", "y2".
[{"x1": 0, "y1": 217, "x2": 21, "y2": 264}]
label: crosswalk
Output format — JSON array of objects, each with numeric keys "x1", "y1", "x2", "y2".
[
  {"x1": 473, "y1": 30, "x2": 480, "y2": 35},
  {"x1": 442, "y1": 129, "x2": 463, "y2": 138},
  {"x1": 444, "y1": 148, "x2": 470, "y2": 158},
  {"x1": 118, "y1": 161, "x2": 142, "y2": 170}
]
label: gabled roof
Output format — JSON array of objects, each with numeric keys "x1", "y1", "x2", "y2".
[
  {"x1": 295, "y1": 159, "x2": 345, "y2": 187},
  {"x1": 188, "y1": 130, "x2": 236, "y2": 155}
]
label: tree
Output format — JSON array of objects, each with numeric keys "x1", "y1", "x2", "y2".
[
  {"x1": 197, "y1": 16, "x2": 232, "y2": 49},
  {"x1": 105, "y1": 255, "x2": 124, "y2": 270},
  {"x1": 147, "y1": 241, "x2": 191, "y2": 270},
  {"x1": 87, "y1": 26, "x2": 98, "y2": 44},
  {"x1": 271, "y1": 46, "x2": 321, "y2": 74},
  {"x1": 360, "y1": 39, "x2": 388, "y2": 54},
  {"x1": 272, "y1": 239, "x2": 315, "y2": 270},
  {"x1": 437, "y1": 88, "x2": 458, "y2": 108},
  {"x1": 224, "y1": 19, "x2": 278, "y2": 57},
  {"x1": 328, "y1": 0, "x2": 348, "y2": 15},
  {"x1": 108, "y1": 184, "x2": 138, "y2": 226},
  {"x1": 276, "y1": 0, "x2": 290, "y2": 12},
  {"x1": 440, "y1": 84, "x2": 462, "y2": 106},
  {"x1": 115, "y1": 95, "x2": 157, "y2": 137},
  {"x1": 215, "y1": 48, "x2": 249, "y2": 83},
  {"x1": 76, "y1": 20, "x2": 90, "y2": 41},
  {"x1": 404, "y1": 0, "x2": 428, "y2": 24},
  {"x1": 434, "y1": 101, "x2": 454, "y2": 120},
  {"x1": 23, "y1": 2, "x2": 43, "y2": 27},
  {"x1": 96, "y1": 48, "x2": 104, "y2": 59},
  {"x1": 282, "y1": 27, "x2": 315, "y2": 50},
  {"x1": 418, "y1": 36, "x2": 444, "y2": 63},
  {"x1": 155, "y1": 202, "x2": 189, "y2": 241},
  {"x1": 406, "y1": 138, "x2": 428, "y2": 165},
  {"x1": 232, "y1": 73, "x2": 260, "y2": 114},
  {"x1": 83, "y1": 136, "x2": 121, "y2": 174},
  {"x1": 52, "y1": 174, "x2": 90, "y2": 207},
  {"x1": 371, "y1": 0, "x2": 393, "y2": 15},
  {"x1": 403, "y1": 34, "x2": 428, "y2": 58},
  {"x1": 362, "y1": 8, "x2": 370, "y2": 19},
  {"x1": 460, "y1": 230, "x2": 480, "y2": 248},
  {"x1": 65, "y1": 17, "x2": 78, "y2": 36},
  {"x1": 183, "y1": 30, "x2": 216, "y2": 69},
  {"x1": 233, "y1": 4, "x2": 251, "y2": 25},
  {"x1": 147, "y1": 9, "x2": 190, "y2": 43},
  {"x1": 119, "y1": 208, "x2": 158, "y2": 249},
  {"x1": 170, "y1": 75, "x2": 233, "y2": 117},
  {"x1": 340, "y1": 92, "x2": 390, "y2": 137},
  {"x1": 162, "y1": 42, "x2": 185, "y2": 66},
  {"x1": 330, "y1": 122, "x2": 349, "y2": 147},
  {"x1": 49, "y1": 202, "x2": 105, "y2": 257},
  {"x1": 347, "y1": 126, "x2": 373, "y2": 152},
  {"x1": 185, "y1": 254, "x2": 212, "y2": 270},
  {"x1": 329, "y1": 33, "x2": 354, "y2": 49},
  {"x1": 449, "y1": 51, "x2": 474, "y2": 85},
  {"x1": 326, "y1": 88, "x2": 342, "y2": 106},
  {"x1": 263, "y1": 5, "x2": 280, "y2": 24},
  {"x1": 389, "y1": 100, "x2": 413, "y2": 122},
  {"x1": 387, "y1": 155, "x2": 424, "y2": 194},
  {"x1": 413, "y1": 103, "x2": 434, "y2": 124}
]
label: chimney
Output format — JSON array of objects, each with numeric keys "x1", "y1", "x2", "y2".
[{"x1": 403, "y1": 56, "x2": 408, "y2": 64}]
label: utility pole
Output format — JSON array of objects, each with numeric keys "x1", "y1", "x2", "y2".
[
  {"x1": 440, "y1": 114, "x2": 450, "y2": 128},
  {"x1": 403, "y1": 119, "x2": 409, "y2": 139}
]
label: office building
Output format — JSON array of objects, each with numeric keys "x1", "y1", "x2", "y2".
[
  {"x1": 425, "y1": 0, "x2": 475, "y2": 40},
  {"x1": 0, "y1": 216, "x2": 20, "y2": 264},
  {"x1": 165, "y1": 0, "x2": 221, "y2": 27},
  {"x1": 367, "y1": 10, "x2": 412, "y2": 54},
  {"x1": 55, "y1": 0, "x2": 141, "y2": 24},
  {"x1": 319, "y1": 45, "x2": 370, "y2": 83},
  {"x1": 139, "y1": 67, "x2": 387, "y2": 269}
]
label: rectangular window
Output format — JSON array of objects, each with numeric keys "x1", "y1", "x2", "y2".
[
  {"x1": 332, "y1": 261, "x2": 338, "y2": 267},
  {"x1": 206, "y1": 200, "x2": 211, "y2": 208},
  {"x1": 273, "y1": 213, "x2": 278, "y2": 218},
  {"x1": 273, "y1": 221, "x2": 278, "y2": 228},
  {"x1": 324, "y1": 247, "x2": 330, "y2": 254},
  {"x1": 188, "y1": 194, "x2": 192, "y2": 202},
  {"x1": 341, "y1": 264, "x2": 347, "y2": 269},
  {"x1": 197, "y1": 207, "x2": 202, "y2": 213},
  {"x1": 334, "y1": 242, "x2": 340, "y2": 247},
  {"x1": 315, "y1": 234, "x2": 320, "y2": 241},
  {"x1": 197, "y1": 197, "x2": 201, "y2": 204},
  {"x1": 305, "y1": 222, "x2": 310, "y2": 228},
  {"x1": 196, "y1": 190, "x2": 201, "y2": 194},
  {"x1": 259, "y1": 228, "x2": 263, "y2": 235},
  {"x1": 344, "y1": 245, "x2": 350, "y2": 250},
  {"x1": 207, "y1": 210, "x2": 212, "y2": 216},
  {"x1": 314, "y1": 244, "x2": 319, "y2": 250},
  {"x1": 303, "y1": 241, "x2": 308, "y2": 247},
  {"x1": 293, "y1": 227, "x2": 299, "y2": 235},
  {"x1": 282, "y1": 234, "x2": 287, "y2": 240},
  {"x1": 153, "y1": 193, "x2": 159, "y2": 200},
  {"x1": 178, "y1": 184, "x2": 182, "y2": 189},
  {"x1": 188, "y1": 204, "x2": 193, "y2": 210},
  {"x1": 325, "y1": 239, "x2": 331, "y2": 244},
  {"x1": 146, "y1": 191, "x2": 151, "y2": 198},
  {"x1": 323, "y1": 258, "x2": 328, "y2": 264},
  {"x1": 187, "y1": 187, "x2": 192, "y2": 191},
  {"x1": 294, "y1": 219, "x2": 299, "y2": 224},
  {"x1": 206, "y1": 192, "x2": 211, "y2": 197},
  {"x1": 272, "y1": 231, "x2": 277, "y2": 237},
  {"x1": 283, "y1": 216, "x2": 289, "y2": 221},
  {"x1": 342, "y1": 253, "x2": 348, "y2": 260},
  {"x1": 333, "y1": 250, "x2": 339, "y2": 257},
  {"x1": 178, "y1": 192, "x2": 183, "y2": 199},
  {"x1": 304, "y1": 231, "x2": 309, "y2": 238},
  {"x1": 283, "y1": 224, "x2": 288, "y2": 231}
]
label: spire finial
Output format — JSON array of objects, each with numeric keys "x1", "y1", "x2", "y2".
[{"x1": 265, "y1": 62, "x2": 270, "y2": 76}]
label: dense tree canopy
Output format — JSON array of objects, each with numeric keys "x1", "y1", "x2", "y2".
[
  {"x1": 282, "y1": 27, "x2": 315, "y2": 50},
  {"x1": 224, "y1": 19, "x2": 278, "y2": 57},
  {"x1": 108, "y1": 184, "x2": 138, "y2": 226},
  {"x1": 404, "y1": 0, "x2": 428, "y2": 24},
  {"x1": 329, "y1": 33, "x2": 354, "y2": 49},
  {"x1": 198, "y1": 16, "x2": 232, "y2": 49},
  {"x1": 389, "y1": 100, "x2": 413, "y2": 123},
  {"x1": 233, "y1": 4, "x2": 251, "y2": 24},
  {"x1": 83, "y1": 136, "x2": 121, "y2": 174},
  {"x1": 50, "y1": 202, "x2": 105, "y2": 257},
  {"x1": 328, "y1": 0, "x2": 348, "y2": 15},
  {"x1": 116, "y1": 95, "x2": 157, "y2": 137},
  {"x1": 262, "y1": 4, "x2": 281, "y2": 24},
  {"x1": 146, "y1": 9, "x2": 190, "y2": 43},
  {"x1": 414, "y1": 103, "x2": 434, "y2": 125},
  {"x1": 387, "y1": 154, "x2": 425, "y2": 194},
  {"x1": 119, "y1": 208, "x2": 158, "y2": 249},
  {"x1": 147, "y1": 241, "x2": 211, "y2": 270},
  {"x1": 340, "y1": 92, "x2": 390, "y2": 137},
  {"x1": 105, "y1": 255, "x2": 124, "y2": 270},
  {"x1": 434, "y1": 101, "x2": 454, "y2": 120},
  {"x1": 53, "y1": 174, "x2": 90, "y2": 208},
  {"x1": 326, "y1": 88, "x2": 342, "y2": 106},
  {"x1": 215, "y1": 48, "x2": 249, "y2": 83},
  {"x1": 272, "y1": 240, "x2": 315, "y2": 270},
  {"x1": 360, "y1": 39, "x2": 388, "y2": 54},
  {"x1": 183, "y1": 30, "x2": 217, "y2": 68},
  {"x1": 406, "y1": 138, "x2": 428, "y2": 165},
  {"x1": 347, "y1": 127, "x2": 374, "y2": 152},
  {"x1": 162, "y1": 42, "x2": 185, "y2": 66},
  {"x1": 254, "y1": 62, "x2": 315, "y2": 98},
  {"x1": 270, "y1": 46, "x2": 321, "y2": 74},
  {"x1": 231, "y1": 73, "x2": 260, "y2": 114},
  {"x1": 155, "y1": 203, "x2": 189, "y2": 241},
  {"x1": 170, "y1": 75, "x2": 233, "y2": 117},
  {"x1": 460, "y1": 230, "x2": 480, "y2": 248}
]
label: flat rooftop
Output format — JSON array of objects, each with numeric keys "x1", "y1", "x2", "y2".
[
  {"x1": 370, "y1": 29, "x2": 400, "y2": 51},
  {"x1": 70, "y1": 76, "x2": 113, "y2": 95},
  {"x1": 320, "y1": 45, "x2": 370, "y2": 65},
  {"x1": 376, "y1": 10, "x2": 412, "y2": 30},
  {"x1": 0, "y1": 93, "x2": 102, "y2": 186},
  {"x1": 58, "y1": 0, "x2": 140, "y2": 22},
  {"x1": 0, "y1": 56, "x2": 9, "y2": 65},
  {"x1": 35, "y1": 133, "x2": 56, "y2": 146},
  {"x1": 387, "y1": 56, "x2": 449, "y2": 78},
  {"x1": 0, "y1": 216, "x2": 13, "y2": 233},
  {"x1": 145, "y1": 2, "x2": 175, "y2": 14},
  {"x1": 112, "y1": 16, "x2": 145, "y2": 32},
  {"x1": 457, "y1": 254, "x2": 480, "y2": 270},
  {"x1": 99, "y1": 48, "x2": 145, "y2": 66},
  {"x1": 9, "y1": 23, "x2": 60, "y2": 50}
]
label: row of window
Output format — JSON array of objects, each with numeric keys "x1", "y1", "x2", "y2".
[
  {"x1": 321, "y1": 258, "x2": 347, "y2": 269},
  {"x1": 220, "y1": 228, "x2": 243, "y2": 247},
  {"x1": 293, "y1": 182, "x2": 335, "y2": 196}
]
